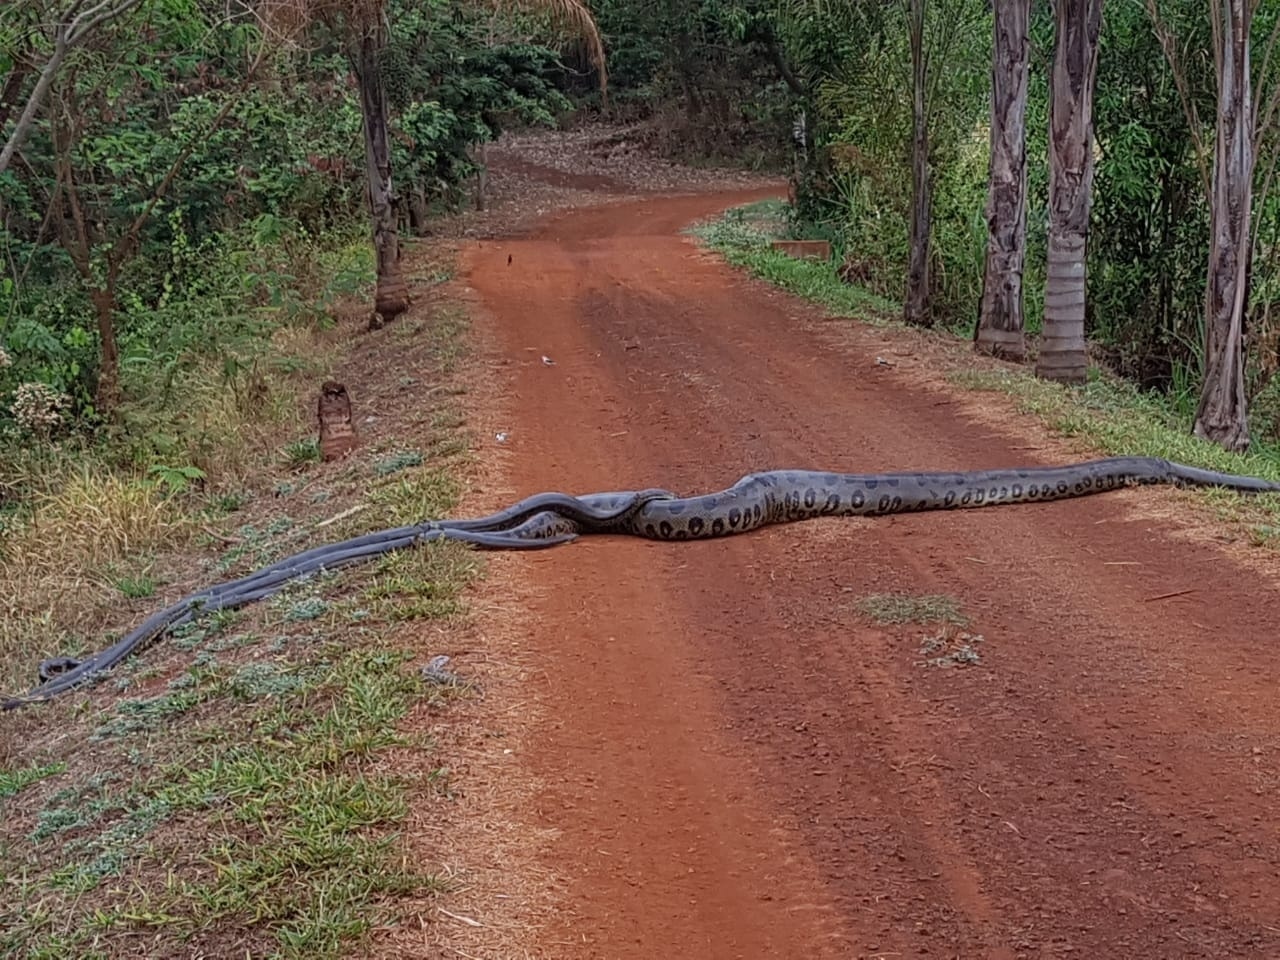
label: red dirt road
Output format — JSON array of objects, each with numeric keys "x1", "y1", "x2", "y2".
[{"x1": 458, "y1": 185, "x2": 1280, "y2": 958}]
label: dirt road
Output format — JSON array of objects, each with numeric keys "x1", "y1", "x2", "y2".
[{"x1": 455, "y1": 182, "x2": 1280, "y2": 958}]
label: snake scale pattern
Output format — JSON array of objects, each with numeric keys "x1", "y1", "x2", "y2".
[
  {"x1": 4, "y1": 456, "x2": 1279, "y2": 709},
  {"x1": 442, "y1": 456, "x2": 1280, "y2": 547}
]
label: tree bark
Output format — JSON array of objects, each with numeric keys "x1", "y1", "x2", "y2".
[
  {"x1": 974, "y1": 0, "x2": 1030, "y2": 360},
  {"x1": 353, "y1": 30, "x2": 408, "y2": 328},
  {"x1": 1036, "y1": 0, "x2": 1102, "y2": 385},
  {"x1": 1194, "y1": 0, "x2": 1254, "y2": 451},
  {"x1": 89, "y1": 288, "x2": 121, "y2": 413},
  {"x1": 903, "y1": 0, "x2": 932, "y2": 327}
]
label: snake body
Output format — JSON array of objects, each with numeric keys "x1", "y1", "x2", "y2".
[
  {"x1": 4, "y1": 456, "x2": 1278, "y2": 710},
  {"x1": 472, "y1": 457, "x2": 1280, "y2": 545}
]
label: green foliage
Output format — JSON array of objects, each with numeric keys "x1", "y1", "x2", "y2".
[
  {"x1": 586, "y1": 0, "x2": 800, "y2": 162},
  {"x1": 0, "y1": 0, "x2": 576, "y2": 492},
  {"x1": 689, "y1": 201, "x2": 896, "y2": 318},
  {"x1": 382, "y1": 0, "x2": 573, "y2": 205},
  {"x1": 770, "y1": 0, "x2": 1280, "y2": 440},
  {"x1": 1086, "y1": 1, "x2": 1214, "y2": 398}
]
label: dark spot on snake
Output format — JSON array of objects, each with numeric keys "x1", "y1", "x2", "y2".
[
  {"x1": 688, "y1": 517, "x2": 705, "y2": 536},
  {"x1": 658, "y1": 521, "x2": 674, "y2": 538},
  {"x1": 944, "y1": 490, "x2": 956, "y2": 506},
  {"x1": 728, "y1": 507, "x2": 742, "y2": 528},
  {"x1": 890, "y1": 496, "x2": 902, "y2": 511},
  {"x1": 712, "y1": 518, "x2": 726, "y2": 535},
  {"x1": 667, "y1": 502, "x2": 686, "y2": 515},
  {"x1": 803, "y1": 488, "x2": 817, "y2": 509},
  {"x1": 824, "y1": 493, "x2": 841, "y2": 513},
  {"x1": 851, "y1": 491, "x2": 865, "y2": 509},
  {"x1": 1012, "y1": 484, "x2": 1023, "y2": 497},
  {"x1": 1057, "y1": 481, "x2": 1069, "y2": 494},
  {"x1": 974, "y1": 490, "x2": 986, "y2": 504},
  {"x1": 877, "y1": 495, "x2": 891, "y2": 512},
  {"x1": 644, "y1": 523, "x2": 657, "y2": 537},
  {"x1": 674, "y1": 529, "x2": 688, "y2": 540}
]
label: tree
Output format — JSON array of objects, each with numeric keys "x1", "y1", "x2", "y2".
[
  {"x1": 0, "y1": 0, "x2": 145, "y2": 176},
  {"x1": 974, "y1": 0, "x2": 1030, "y2": 360},
  {"x1": 1192, "y1": 0, "x2": 1254, "y2": 450},
  {"x1": 1036, "y1": 0, "x2": 1102, "y2": 385},
  {"x1": 349, "y1": 16, "x2": 408, "y2": 327},
  {"x1": 903, "y1": 0, "x2": 932, "y2": 327},
  {"x1": 1143, "y1": 0, "x2": 1280, "y2": 448}
]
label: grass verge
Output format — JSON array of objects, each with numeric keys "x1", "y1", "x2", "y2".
[
  {"x1": 0, "y1": 244, "x2": 478, "y2": 957},
  {"x1": 691, "y1": 200, "x2": 1280, "y2": 543}
]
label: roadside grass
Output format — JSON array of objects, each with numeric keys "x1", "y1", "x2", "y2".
[
  {"x1": 691, "y1": 201, "x2": 1280, "y2": 543},
  {"x1": 0, "y1": 244, "x2": 481, "y2": 957},
  {"x1": 692, "y1": 200, "x2": 898, "y2": 321}
]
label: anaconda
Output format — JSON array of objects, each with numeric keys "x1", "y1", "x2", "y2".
[
  {"x1": 4, "y1": 456, "x2": 1278, "y2": 710},
  {"x1": 456, "y1": 456, "x2": 1280, "y2": 546}
]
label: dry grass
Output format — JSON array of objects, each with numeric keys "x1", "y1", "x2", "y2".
[
  {"x1": 5, "y1": 469, "x2": 187, "y2": 573},
  {"x1": 0, "y1": 315, "x2": 347, "y2": 697},
  {"x1": 0, "y1": 271, "x2": 493, "y2": 957}
]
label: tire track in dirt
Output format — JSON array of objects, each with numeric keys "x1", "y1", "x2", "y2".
[{"x1": 460, "y1": 187, "x2": 1280, "y2": 958}]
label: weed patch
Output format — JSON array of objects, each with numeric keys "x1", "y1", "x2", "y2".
[{"x1": 856, "y1": 592, "x2": 968, "y2": 626}]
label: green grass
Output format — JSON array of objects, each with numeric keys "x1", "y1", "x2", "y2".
[
  {"x1": 283, "y1": 437, "x2": 323, "y2": 470},
  {"x1": 689, "y1": 200, "x2": 897, "y2": 319},
  {"x1": 695, "y1": 201, "x2": 1280, "y2": 539},
  {"x1": 856, "y1": 592, "x2": 968, "y2": 626},
  {"x1": 0, "y1": 253, "x2": 484, "y2": 959},
  {"x1": 1, "y1": 644, "x2": 451, "y2": 957},
  {"x1": 0, "y1": 762, "x2": 66, "y2": 800}
]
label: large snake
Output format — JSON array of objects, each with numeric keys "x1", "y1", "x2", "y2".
[{"x1": 4, "y1": 456, "x2": 1278, "y2": 710}]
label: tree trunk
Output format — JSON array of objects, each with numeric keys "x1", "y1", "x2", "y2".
[
  {"x1": 353, "y1": 30, "x2": 408, "y2": 328},
  {"x1": 475, "y1": 141, "x2": 489, "y2": 212},
  {"x1": 408, "y1": 183, "x2": 430, "y2": 236},
  {"x1": 90, "y1": 288, "x2": 121, "y2": 414},
  {"x1": 1036, "y1": 0, "x2": 1102, "y2": 385},
  {"x1": 1194, "y1": 0, "x2": 1254, "y2": 451},
  {"x1": 974, "y1": 0, "x2": 1030, "y2": 360},
  {"x1": 904, "y1": 0, "x2": 932, "y2": 327}
]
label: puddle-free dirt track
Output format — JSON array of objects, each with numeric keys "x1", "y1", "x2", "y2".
[{"x1": 451, "y1": 179, "x2": 1280, "y2": 959}]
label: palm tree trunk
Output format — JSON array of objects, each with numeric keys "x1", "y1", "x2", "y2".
[
  {"x1": 353, "y1": 30, "x2": 408, "y2": 327},
  {"x1": 903, "y1": 0, "x2": 932, "y2": 327},
  {"x1": 1194, "y1": 0, "x2": 1254, "y2": 451},
  {"x1": 974, "y1": 0, "x2": 1030, "y2": 360},
  {"x1": 1036, "y1": 0, "x2": 1102, "y2": 385}
]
